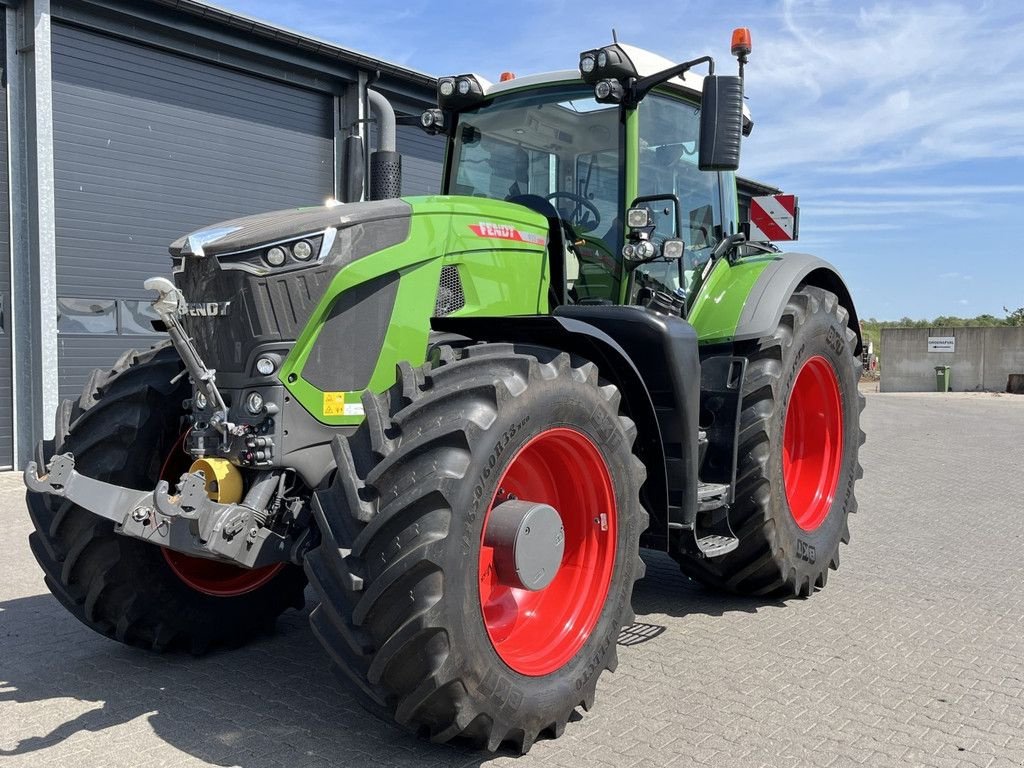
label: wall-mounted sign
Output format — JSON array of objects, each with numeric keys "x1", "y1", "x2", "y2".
[{"x1": 927, "y1": 336, "x2": 955, "y2": 353}]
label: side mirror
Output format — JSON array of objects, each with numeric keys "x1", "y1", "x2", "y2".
[
  {"x1": 342, "y1": 135, "x2": 365, "y2": 202},
  {"x1": 698, "y1": 75, "x2": 744, "y2": 171}
]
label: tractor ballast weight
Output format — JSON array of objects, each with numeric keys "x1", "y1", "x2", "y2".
[{"x1": 24, "y1": 33, "x2": 865, "y2": 754}]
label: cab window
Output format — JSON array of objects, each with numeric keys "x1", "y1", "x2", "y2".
[{"x1": 636, "y1": 93, "x2": 722, "y2": 295}]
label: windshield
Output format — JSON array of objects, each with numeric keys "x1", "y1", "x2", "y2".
[{"x1": 447, "y1": 84, "x2": 624, "y2": 301}]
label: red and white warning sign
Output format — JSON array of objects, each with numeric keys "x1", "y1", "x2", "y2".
[{"x1": 749, "y1": 194, "x2": 799, "y2": 242}]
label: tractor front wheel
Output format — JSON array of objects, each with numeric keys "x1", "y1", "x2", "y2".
[
  {"x1": 305, "y1": 343, "x2": 647, "y2": 752},
  {"x1": 25, "y1": 344, "x2": 307, "y2": 652}
]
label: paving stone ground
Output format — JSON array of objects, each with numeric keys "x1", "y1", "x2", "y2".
[{"x1": 2, "y1": 390, "x2": 1023, "y2": 768}]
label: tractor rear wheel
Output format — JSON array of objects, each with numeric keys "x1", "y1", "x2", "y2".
[
  {"x1": 305, "y1": 343, "x2": 646, "y2": 752},
  {"x1": 25, "y1": 343, "x2": 307, "y2": 652},
  {"x1": 676, "y1": 286, "x2": 865, "y2": 596}
]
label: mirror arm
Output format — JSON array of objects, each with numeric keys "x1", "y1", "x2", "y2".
[
  {"x1": 709, "y1": 231, "x2": 747, "y2": 264},
  {"x1": 629, "y1": 56, "x2": 715, "y2": 105}
]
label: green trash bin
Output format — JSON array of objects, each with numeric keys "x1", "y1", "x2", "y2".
[{"x1": 934, "y1": 365, "x2": 951, "y2": 392}]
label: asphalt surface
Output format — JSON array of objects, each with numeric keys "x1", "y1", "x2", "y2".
[{"x1": 2, "y1": 390, "x2": 1023, "y2": 768}]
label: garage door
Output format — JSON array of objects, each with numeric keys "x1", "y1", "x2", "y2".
[
  {"x1": 52, "y1": 24, "x2": 335, "y2": 401},
  {"x1": 0, "y1": 34, "x2": 12, "y2": 469},
  {"x1": 397, "y1": 124, "x2": 444, "y2": 196}
]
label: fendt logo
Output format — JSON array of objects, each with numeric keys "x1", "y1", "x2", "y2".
[{"x1": 184, "y1": 301, "x2": 232, "y2": 317}]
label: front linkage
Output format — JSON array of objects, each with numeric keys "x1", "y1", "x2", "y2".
[{"x1": 24, "y1": 278, "x2": 306, "y2": 572}]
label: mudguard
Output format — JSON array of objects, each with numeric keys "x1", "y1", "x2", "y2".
[
  {"x1": 432, "y1": 308, "x2": 693, "y2": 551},
  {"x1": 734, "y1": 252, "x2": 863, "y2": 354}
]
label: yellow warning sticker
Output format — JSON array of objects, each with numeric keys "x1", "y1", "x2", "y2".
[
  {"x1": 323, "y1": 392, "x2": 347, "y2": 416},
  {"x1": 323, "y1": 392, "x2": 365, "y2": 417}
]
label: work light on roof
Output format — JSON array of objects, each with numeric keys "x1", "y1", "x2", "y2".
[
  {"x1": 577, "y1": 44, "x2": 638, "y2": 85},
  {"x1": 436, "y1": 74, "x2": 485, "y2": 110}
]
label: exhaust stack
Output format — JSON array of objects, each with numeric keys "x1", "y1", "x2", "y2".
[{"x1": 368, "y1": 89, "x2": 402, "y2": 200}]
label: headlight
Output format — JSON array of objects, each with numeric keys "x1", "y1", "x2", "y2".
[
  {"x1": 436, "y1": 74, "x2": 486, "y2": 109},
  {"x1": 292, "y1": 240, "x2": 313, "y2": 261},
  {"x1": 626, "y1": 207, "x2": 651, "y2": 228},
  {"x1": 255, "y1": 356, "x2": 276, "y2": 376},
  {"x1": 662, "y1": 239, "x2": 686, "y2": 260},
  {"x1": 594, "y1": 78, "x2": 625, "y2": 103},
  {"x1": 217, "y1": 233, "x2": 325, "y2": 274},
  {"x1": 577, "y1": 44, "x2": 638, "y2": 84},
  {"x1": 419, "y1": 108, "x2": 447, "y2": 135},
  {"x1": 634, "y1": 241, "x2": 656, "y2": 260}
]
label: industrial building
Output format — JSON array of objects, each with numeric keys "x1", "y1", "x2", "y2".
[
  {"x1": 0, "y1": 0, "x2": 779, "y2": 469},
  {"x1": 1, "y1": 0, "x2": 446, "y2": 469}
]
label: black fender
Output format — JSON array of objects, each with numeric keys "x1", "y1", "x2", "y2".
[
  {"x1": 433, "y1": 307, "x2": 693, "y2": 552},
  {"x1": 735, "y1": 253, "x2": 863, "y2": 354}
]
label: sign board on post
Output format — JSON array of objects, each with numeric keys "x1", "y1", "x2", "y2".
[{"x1": 928, "y1": 336, "x2": 955, "y2": 353}]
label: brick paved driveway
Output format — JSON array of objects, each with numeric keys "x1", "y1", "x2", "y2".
[{"x1": 2, "y1": 391, "x2": 1023, "y2": 767}]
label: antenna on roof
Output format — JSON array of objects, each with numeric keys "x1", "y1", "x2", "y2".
[{"x1": 611, "y1": 28, "x2": 618, "y2": 43}]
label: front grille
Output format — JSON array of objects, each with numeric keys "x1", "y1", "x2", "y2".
[
  {"x1": 175, "y1": 257, "x2": 332, "y2": 373},
  {"x1": 434, "y1": 265, "x2": 466, "y2": 317}
]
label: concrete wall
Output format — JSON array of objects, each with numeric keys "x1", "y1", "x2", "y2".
[{"x1": 880, "y1": 327, "x2": 1024, "y2": 392}]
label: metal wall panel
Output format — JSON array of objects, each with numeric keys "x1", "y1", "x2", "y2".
[
  {"x1": 396, "y1": 124, "x2": 444, "y2": 196},
  {"x1": 51, "y1": 22, "x2": 336, "y2": 400},
  {"x1": 0, "y1": 33, "x2": 12, "y2": 468}
]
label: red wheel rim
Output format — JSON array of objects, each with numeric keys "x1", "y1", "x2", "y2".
[
  {"x1": 478, "y1": 428, "x2": 617, "y2": 676},
  {"x1": 783, "y1": 355, "x2": 844, "y2": 532},
  {"x1": 158, "y1": 432, "x2": 284, "y2": 597}
]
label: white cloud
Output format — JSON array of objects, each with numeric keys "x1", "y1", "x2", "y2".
[{"x1": 741, "y1": 1, "x2": 1024, "y2": 178}]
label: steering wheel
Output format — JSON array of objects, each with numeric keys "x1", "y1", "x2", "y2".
[{"x1": 544, "y1": 191, "x2": 602, "y2": 233}]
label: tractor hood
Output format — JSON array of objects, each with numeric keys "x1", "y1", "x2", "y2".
[{"x1": 169, "y1": 199, "x2": 414, "y2": 259}]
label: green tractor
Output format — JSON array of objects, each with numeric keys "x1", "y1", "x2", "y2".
[{"x1": 25, "y1": 30, "x2": 864, "y2": 752}]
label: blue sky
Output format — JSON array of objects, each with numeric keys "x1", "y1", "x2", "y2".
[{"x1": 225, "y1": 0, "x2": 1023, "y2": 321}]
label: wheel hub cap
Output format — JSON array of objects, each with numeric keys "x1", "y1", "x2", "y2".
[{"x1": 483, "y1": 500, "x2": 565, "y2": 592}]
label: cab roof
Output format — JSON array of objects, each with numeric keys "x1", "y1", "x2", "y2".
[{"x1": 459, "y1": 43, "x2": 751, "y2": 120}]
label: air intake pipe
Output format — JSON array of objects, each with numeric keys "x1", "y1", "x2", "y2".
[{"x1": 367, "y1": 89, "x2": 402, "y2": 200}]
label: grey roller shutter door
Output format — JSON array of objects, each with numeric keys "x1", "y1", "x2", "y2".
[
  {"x1": 52, "y1": 23, "x2": 335, "y2": 401},
  {"x1": 396, "y1": 124, "x2": 444, "y2": 196},
  {"x1": 0, "y1": 31, "x2": 13, "y2": 469}
]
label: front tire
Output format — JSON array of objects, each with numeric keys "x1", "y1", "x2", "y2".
[
  {"x1": 305, "y1": 343, "x2": 647, "y2": 752},
  {"x1": 25, "y1": 344, "x2": 307, "y2": 653},
  {"x1": 677, "y1": 286, "x2": 865, "y2": 596}
]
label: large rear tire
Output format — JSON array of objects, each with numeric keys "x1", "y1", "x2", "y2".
[
  {"x1": 25, "y1": 344, "x2": 307, "y2": 653},
  {"x1": 305, "y1": 343, "x2": 647, "y2": 752},
  {"x1": 676, "y1": 286, "x2": 865, "y2": 596}
]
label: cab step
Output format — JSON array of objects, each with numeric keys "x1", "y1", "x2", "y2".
[
  {"x1": 693, "y1": 482, "x2": 739, "y2": 557},
  {"x1": 694, "y1": 533, "x2": 739, "y2": 558}
]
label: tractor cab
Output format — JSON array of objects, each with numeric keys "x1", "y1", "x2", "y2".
[{"x1": 423, "y1": 40, "x2": 750, "y2": 311}]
